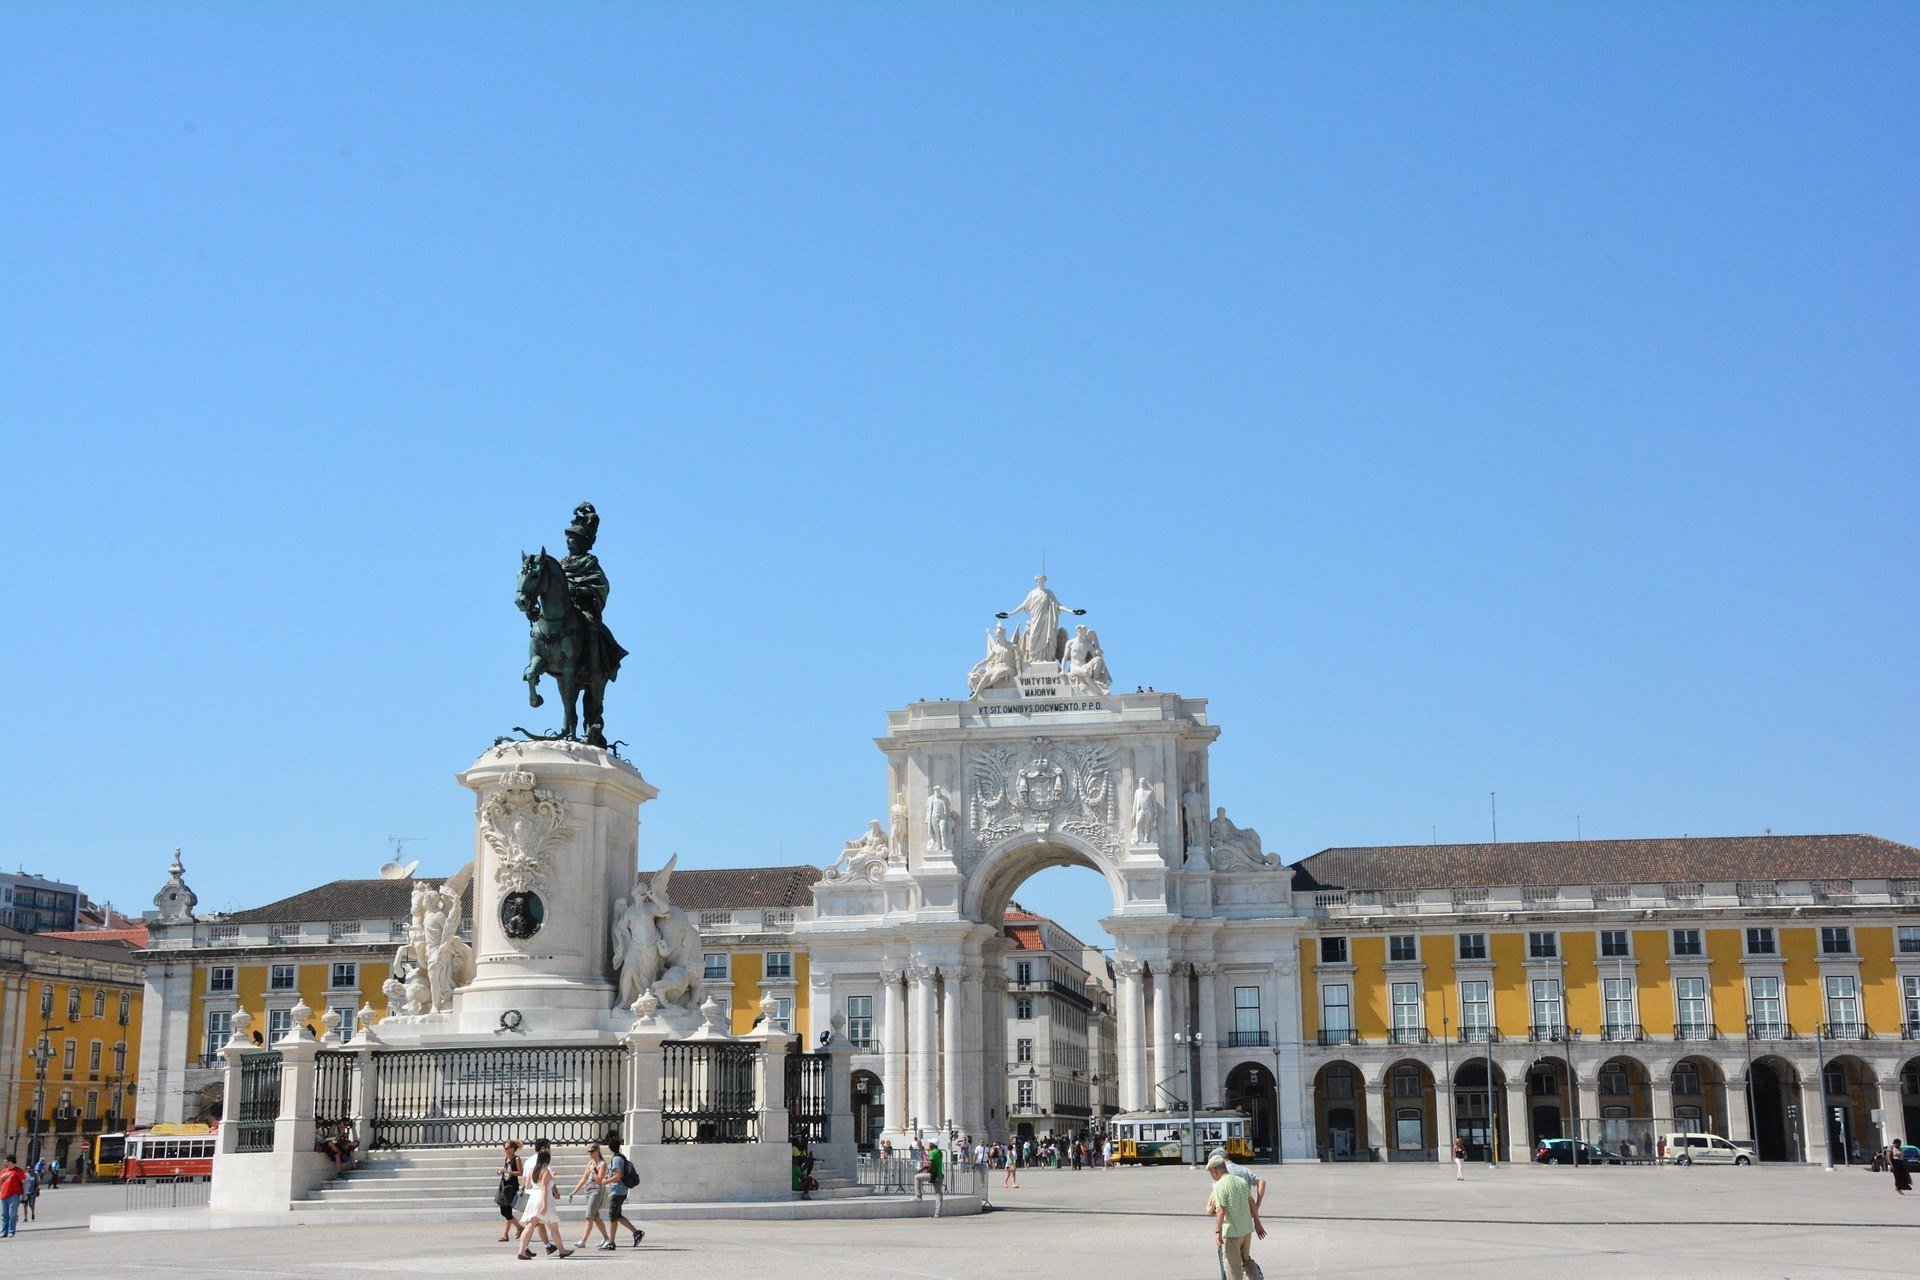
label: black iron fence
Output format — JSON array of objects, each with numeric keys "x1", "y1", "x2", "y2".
[
  {"x1": 786, "y1": 1050, "x2": 830, "y2": 1144},
  {"x1": 124, "y1": 1177, "x2": 212, "y2": 1211},
  {"x1": 662, "y1": 1040, "x2": 758, "y2": 1144},
  {"x1": 313, "y1": 1049, "x2": 358, "y2": 1144},
  {"x1": 369, "y1": 1046, "x2": 625, "y2": 1149},
  {"x1": 235, "y1": 1050, "x2": 282, "y2": 1153}
]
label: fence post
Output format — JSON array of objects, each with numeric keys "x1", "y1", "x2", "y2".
[
  {"x1": 820, "y1": 1012, "x2": 858, "y2": 1178},
  {"x1": 622, "y1": 999, "x2": 671, "y2": 1146},
  {"x1": 216, "y1": 1010, "x2": 255, "y2": 1155},
  {"x1": 274, "y1": 999, "x2": 321, "y2": 1156},
  {"x1": 747, "y1": 994, "x2": 790, "y2": 1146},
  {"x1": 346, "y1": 1004, "x2": 379, "y2": 1150}
]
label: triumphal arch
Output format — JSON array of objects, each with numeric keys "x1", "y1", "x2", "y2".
[{"x1": 800, "y1": 577, "x2": 1313, "y2": 1157}]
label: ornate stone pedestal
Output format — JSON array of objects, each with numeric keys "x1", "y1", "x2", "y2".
[{"x1": 443, "y1": 738, "x2": 657, "y2": 1038}]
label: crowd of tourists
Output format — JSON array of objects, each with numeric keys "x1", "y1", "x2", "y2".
[{"x1": 493, "y1": 1136, "x2": 646, "y2": 1259}]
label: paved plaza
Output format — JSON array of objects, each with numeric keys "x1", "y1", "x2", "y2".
[{"x1": 13, "y1": 1162, "x2": 1918, "y2": 1278}]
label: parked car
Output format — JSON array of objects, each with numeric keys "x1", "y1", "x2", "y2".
[
  {"x1": 1656, "y1": 1133, "x2": 1751, "y2": 1165},
  {"x1": 1533, "y1": 1138, "x2": 1615, "y2": 1165}
]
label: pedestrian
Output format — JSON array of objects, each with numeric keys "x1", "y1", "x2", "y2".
[
  {"x1": 0, "y1": 1156, "x2": 24, "y2": 1238},
  {"x1": 1889, "y1": 1141, "x2": 1913, "y2": 1196},
  {"x1": 20, "y1": 1165, "x2": 36, "y2": 1222},
  {"x1": 1002, "y1": 1142, "x2": 1019, "y2": 1189},
  {"x1": 514, "y1": 1142, "x2": 574, "y2": 1259},
  {"x1": 1206, "y1": 1147, "x2": 1267, "y2": 1211},
  {"x1": 1205, "y1": 1150, "x2": 1266, "y2": 1280},
  {"x1": 571, "y1": 1142, "x2": 613, "y2": 1250},
  {"x1": 494, "y1": 1140, "x2": 525, "y2": 1243},
  {"x1": 914, "y1": 1136, "x2": 945, "y2": 1215},
  {"x1": 1452, "y1": 1135, "x2": 1467, "y2": 1182},
  {"x1": 602, "y1": 1135, "x2": 646, "y2": 1249}
]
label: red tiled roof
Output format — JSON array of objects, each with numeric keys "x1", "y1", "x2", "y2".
[
  {"x1": 1006, "y1": 924, "x2": 1046, "y2": 952},
  {"x1": 1291, "y1": 833, "x2": 1920, "y2": 892},
  {"x1": 636, "y1": 865, "x2": 821, "y2": 911},
  {"x1": 43, "y1": 926, "x2": 149, "y2": 946}
]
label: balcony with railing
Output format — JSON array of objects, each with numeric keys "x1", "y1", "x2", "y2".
[
  {"x1": 1227, "y1": 1030, "x2": 1271, "y2": 1048},
  {"x1": 1528, "y1": 1023, "x2": 1571, "y2": 1043},
  {"x1": 1389, "y1": 1026, "x2": 1430, "y2": 1045},
  {"x1": 1316, "y1": 1028, "x2": 1360, "y2": 1048},
  {"x1": 1746, "y1": 1020, "x2": 1794, "y2": 1041},
  {"x1": 1600, "y1": 1022, "x2": 1644, "y2": 1042},
  {"x1": 1820, "y1": 1021, "x2": 1871, "y2": 1041},
  {"x1": 1903, "y1": 1023, "x2": 1920, "y2": 1042},
  {"x1": 1672, "y1": 1022, "x2": 1720, "y2": 1042},
  {"x1": 1456, "y1": 1025, "x2": 1501, "y2": 1045}
]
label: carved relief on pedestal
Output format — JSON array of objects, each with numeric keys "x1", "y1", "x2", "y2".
[
  {"x1": 478, "y1": 769, "x2": 576, "y2": 936},
  {"x1": 965, "y1": 736, "x2": 1119, "y2": 865}
]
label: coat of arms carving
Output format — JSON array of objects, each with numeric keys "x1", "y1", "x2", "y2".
[
  {"x1": 479, "y1": 768, "x2": 575, "y2": 897},
  {"x1": 966, "y1": 737, "x2": 1118, "y2": 863}
]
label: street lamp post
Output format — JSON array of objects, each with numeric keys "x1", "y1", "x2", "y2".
[
  {"x1": 1174, "y1": 1030, "x2": 1204, "y2": 1166},
  {"x1": 25, "y1": 1035, "x2": 58, "y2": 1167}
]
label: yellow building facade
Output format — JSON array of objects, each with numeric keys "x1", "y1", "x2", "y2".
[
  {"x1": 1294, "y1": 834, "x2": 1920, "y2": 1164},
  {"x1": 0, "y1": 928, "x2": 144, "y2": 1165}
]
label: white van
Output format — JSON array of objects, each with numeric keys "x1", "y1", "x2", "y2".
[{"x1": 1657, "y1": 1133, "x2": 1751, "y2": 1165}]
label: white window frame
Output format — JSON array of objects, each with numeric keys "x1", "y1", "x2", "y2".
[
  {"x1": 269, "y1": 964, "x2": 296, "y2": 992},
  {"x1": 1900, "y1": 926, "x2": 1920, "y2": 955},
  {"x1": 1748, "y1": 975, "x2": 1783, "y2": 1032},
  {"x1": 1016, "y1": 1037, "x2": 1033, "y2": 1063},
  {"x1": 1598, "y1": 930, "x2": 1631, "y2": 958},
  {"x1": 1459, "y1": 980, "x2": 1491, "y2": 1034},
  {"x1": 209, "y1": 966, "x2": 237, "y2": 994},
  {"x1": 1388, "y1": 935, "x2": 1418, "y2": 963},
  {"x1": 765, "y1": 951, "x2": 794, "y2": 979},
  {"x1": 1602, "y1": 976, "x2": 1636, "y2": 1033},
  {"x1": 1458, "y1": 933, "x2": 1488, "y2": 961},
  {"x1": 330, "y1": 962, "x2": 358, "y2": 990},
  {"x1": 1233, "y1": 986, "x2": 1261, "y2": 1037},
  {"x1": 1824, "y1": 973, "x2": 1860, "y2": 1030},
  {"x1": 845, "y1": 994, "x2": 872, "y2": 1045},
  {"x1": 1674, "y1": 976, "x2": 1710, "y2": 1033},
  {"x1": 1530, "y1": 978, "x2": 1564, "y2": 1034},
  {"x1": 204, "y1": 1011, "x2": 232, "y2": 1059},
  {"x1": 1390, "y1": 982, "x2": 1421, "y2": 1033},
  {"x1": 1320, "y1": 984, "x2": 1353, "y2": 1032},
  {"x1": 267, "y1": 1007, "x2": 294, "y2": 1039},
  {"x1": 1017, "y1": 1078, "x2": 1035, "y2": 1109},
  {"x1": 1819, "y1": 926, "x2": 1853, "y2": 956},
  {"x1": 1528, "y1": 932, "x2": 1559, "y2": 961},
  {"x1": 1671, "y1": 929, "x2": 1704, "y2": 958},
  {"x1": 703, "y1": 953, "x2": 729, "y2": 980},
  {"x1": 1745, "y1": 927, "x2": 1777, "y2": 956}
]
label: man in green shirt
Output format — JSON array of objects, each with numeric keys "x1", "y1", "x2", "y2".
[
  {"x1": 914, "y1": 1140, "x2": 945, "y2": 1216},
  {"x1": 1206, "y1": 1151, "x2": 1266, "y2": 1280}
]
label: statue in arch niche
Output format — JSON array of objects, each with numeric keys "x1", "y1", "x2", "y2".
[
  {"x1": 1129, "y1": 777, "x2": 1159, "y2": 845},
  {"x1": 610, "y1": 855, "x2": 703, "y2": 1013}
]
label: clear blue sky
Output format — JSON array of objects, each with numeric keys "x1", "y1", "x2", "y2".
[{"x1": 3, "y1": 5, "x2": 1914, "y2": 949}]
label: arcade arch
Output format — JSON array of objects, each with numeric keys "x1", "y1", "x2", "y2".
[
  {"x1": 1822, "y1": 1055, "x2": 1880, "y2": 1161},
  {"x1": 1747, "y1": 1055, "x2": 1805, "y2": 1162},
  {"x1": 1452, "y1": 1060, "x2": 1509, "y2": 1161}
]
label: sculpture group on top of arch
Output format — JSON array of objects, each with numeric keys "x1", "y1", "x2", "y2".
[{"x1": 968, "y1": 574, "x2": 1110, "y2": 697}]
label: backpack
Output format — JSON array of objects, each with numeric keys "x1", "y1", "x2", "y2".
[{"x1": 615, "y1": 1154, "x2": 638, "y2": 1188}]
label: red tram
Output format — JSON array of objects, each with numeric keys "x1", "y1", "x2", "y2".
[{"x1": 120, "y1": 1124, "x2": 217, "y2": 1181}]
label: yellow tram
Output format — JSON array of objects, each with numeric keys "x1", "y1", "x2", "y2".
[{"x1": 1111, "y1": 1109, "x2": 1255, "y2": 1165}]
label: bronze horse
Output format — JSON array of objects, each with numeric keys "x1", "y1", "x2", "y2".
[{"x1": 515, "y1": 549, "x2": 611, "y2": 745}]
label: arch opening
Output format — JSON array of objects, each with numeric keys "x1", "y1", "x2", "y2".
[
  {"x1": 1452, "y1": 1059, "x2": 1509, "y2": 1162},
  {"x1": 1748, "y1": 1055, "x2": 1804, "y2": 1162}
]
